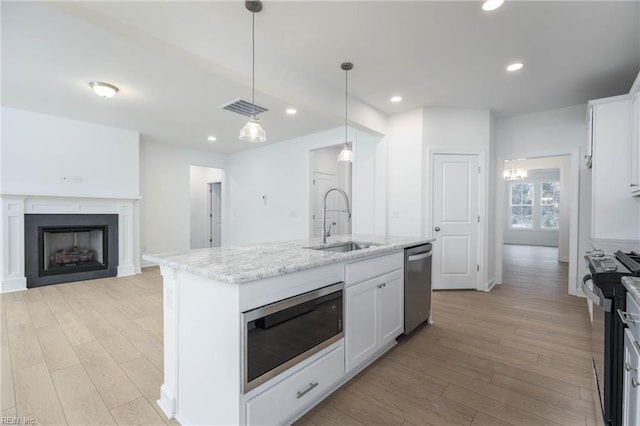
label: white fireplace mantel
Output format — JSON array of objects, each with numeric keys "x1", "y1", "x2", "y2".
[{"x1": 0, "y1": 194, "x2": 139, "y2": 293}]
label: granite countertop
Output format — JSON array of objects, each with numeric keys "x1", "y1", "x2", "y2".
[
  {"x1": 623, "y1": 277, "x2": 640, "y2": 305},
  {"x1": 142, "y1": 234, "x2": 434, "y2": 284},
  {"x1": 591, "y1": 239, "x2": 640, "y2": 255}
]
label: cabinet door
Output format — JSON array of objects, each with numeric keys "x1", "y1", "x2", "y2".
[
  {"x1": 631, "y1": 93, "x2": 640, "y2": 195},
  {"x1": 345, "y1": 277, "x2": 378, "y2": 372},
  {"x1": 623, "y1": 329, "x2": 640, "y2": 425},
  {"x1": 378, "y1": 270, "x2": 404, "y2": 347}
]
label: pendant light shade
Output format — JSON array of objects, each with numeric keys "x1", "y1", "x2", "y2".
[
  {"x1": 338, "y1": 143, "x2": 354, "y2": 162},
  {"x1": 239, "y1": 114, "x2": 267, "y2": 143},
  {"x1": 239, "y1": 1, "x2": 266, "y2": 143},
  {"x1": 338, "y1": 62, "x2": 354, "y2": 163}
]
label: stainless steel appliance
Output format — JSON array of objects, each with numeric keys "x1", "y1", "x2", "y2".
[
  {"x1": 241, "y1": 282, "x2": 344, "y2": 393},
  {"x1": 585, "y1": 250, "x2": 640, "y2": 425},
  {"x1": 404, "y1": 243, "x2": 433, "y2": 335}
]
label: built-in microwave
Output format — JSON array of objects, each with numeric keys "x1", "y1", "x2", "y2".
[{"x1": 241, "y1": 282, "x2": 344, "y2": 393}]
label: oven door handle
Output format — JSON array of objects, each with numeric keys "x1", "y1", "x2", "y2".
[
  {"x1": 582, "y1": 275, "x2": 611, "y2": 312},
  {"x1": 618, "y1": 309, "x2": 640, "y2": 325}
]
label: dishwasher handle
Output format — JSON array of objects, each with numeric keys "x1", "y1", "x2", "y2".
[
  {"x1": 408, "y1": 251, "x2": 432, "y2": 262},
  {"x1": 582, "y1": 275, "x2": 611, "y2": 312}
]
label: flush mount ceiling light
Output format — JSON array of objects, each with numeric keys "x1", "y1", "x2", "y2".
[
  {"x1": 482, "y1": 0, "x2": 504, "y2": 11},
  {"x1": 338, "y1": 62, "x2": 354, "y2": 163},
  {"x1": 89, "y1": 81, "x2": 119, "y2": 98},
  {"x1": 390, "y1": 96, "x2": 403, "y2": 103},
  {"x1": 207, "y1": 136, "x2": 217, "y2": 142},
  {"x1": 506, "y1": 62, "x2": 524, "y2": 72},
  {"x1": 239, "y1": 0, "x2": 267, "y2": 143},
  {"x1": 286, "y1": 108, "x2": 297, "y2": 115}
]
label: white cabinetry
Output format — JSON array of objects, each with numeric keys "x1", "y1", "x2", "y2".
[
  {"x1": 345, "y1": 270, "x2": 403, "y2": 372},
  {"x1": 623, "y1": 294, "x2": 640, "y2": 425},
  {"x1": 630, "y1": 92, "x2": 640, "y2": 195},
  {"x1": 589, "y1": 96, "x2": 639, "y2": 239},
  {"x1": 623, "y1": 329, "x2": 640, "y2": 425},
  {"x1": 344, "y1": 252, "x2": 404, "y2": 373}
]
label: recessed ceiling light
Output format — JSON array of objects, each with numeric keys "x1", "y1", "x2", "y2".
[
  {"x1": 89, "y1": 81, "x2": 119, "y2": 98},
  {"x1": 506, "y1": 62, "x2": 524, "y2": 72},
  {"x1": 482, "y1": 0, "x2": 504, "y2": 11},
  {"x1": 207, "y1": 136, "x2": 217, "y2": 142},
  {"x1": 286, "y1": 108, "x2": 297, "y2": 115},
  {"x1": 390, "y1": 96, "x2": 403, "y2": 103}
]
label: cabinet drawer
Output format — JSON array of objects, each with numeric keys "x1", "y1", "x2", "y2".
[
  {"x1": 625, "y1": 294, "x2": 640, "y2": 342},
  {"x1": 345, "y1": 252, "x2": 403, "y2": 286},
  {"x1": 246, "y1": 345, "x2": 344, "y2": 425}
]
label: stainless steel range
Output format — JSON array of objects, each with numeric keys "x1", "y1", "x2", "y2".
[{"x1": 584, "y1": 250, "x2": 640, "y2": 425}]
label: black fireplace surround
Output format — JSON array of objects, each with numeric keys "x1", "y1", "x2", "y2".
[{"x1": 25, "y1": 214, "x2": 118, "y2": 288}]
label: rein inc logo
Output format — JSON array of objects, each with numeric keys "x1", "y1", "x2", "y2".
[{"x1": 1, "y1": 417, "x2": 35, "y2": 425}]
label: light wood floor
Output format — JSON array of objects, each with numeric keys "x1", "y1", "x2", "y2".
[{"x1": 0, "y1": 245, "x2": 595, "y2": 425}]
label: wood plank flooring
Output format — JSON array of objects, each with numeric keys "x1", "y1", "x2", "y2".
[{"x1": 0, "y1": 244, "x2": 594, "y2": 425}]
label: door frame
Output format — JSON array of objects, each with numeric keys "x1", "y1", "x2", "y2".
[
  {"x1": 208, "y1": 182, "x2": 222, "y2": 248},
  {"x1": 426, "y1": 148, "x2": 487, "y2": 291},
  {"x1": 495, "y1": 148, "x2": 580, "y2": 296},
  {"x1": 308, "y1": 143, "x2": 354, "y2": 239}
]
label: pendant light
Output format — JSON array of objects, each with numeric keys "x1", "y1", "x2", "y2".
[
  {"x1": 239, "y1": 1, "x2": 267, "y2": 143},
  {"x1": 338, "y1": 62, "x2": 354, "y2": 162}
]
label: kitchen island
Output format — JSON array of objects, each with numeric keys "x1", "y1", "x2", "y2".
[{"x1": 143, "y1": 234, "x2": 432, "y2": 425}]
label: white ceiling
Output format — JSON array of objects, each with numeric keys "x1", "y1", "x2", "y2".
[{"x1": 2, "y1": 1, "x2": 639, "y2": 153}]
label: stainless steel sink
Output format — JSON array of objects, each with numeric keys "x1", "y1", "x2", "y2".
[{"x1": 307, "y1": 242, "x2": 380, "y2": 252}]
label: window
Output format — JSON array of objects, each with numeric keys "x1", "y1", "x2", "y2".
[
  {"x1": 510, "y1": 183, "x2": 533, "y2": 228},
  {"x1": 509, "y1": 180, "x2": 560, "y2": 230},
  {"x1": 541, "y1": 182, "x2": 560, "y2": 229}
]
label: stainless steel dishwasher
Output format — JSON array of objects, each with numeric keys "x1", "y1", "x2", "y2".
[{"x1": 404, "y1": 243, "x2": 433, "y2": 335}]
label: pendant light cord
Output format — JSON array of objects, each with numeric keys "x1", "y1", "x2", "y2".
[
  {"x1": 252, "y1": 11, "x2": 256, "y2": 115},
  {"x1": 345, "y1": 67, "x2": 348, "y2": 145}
]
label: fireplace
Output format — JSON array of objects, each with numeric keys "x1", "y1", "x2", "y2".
[{"x1": 25, "y1": 214, "x2": 118, "y2": 288}]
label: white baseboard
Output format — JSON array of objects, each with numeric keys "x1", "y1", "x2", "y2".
[
  {"x1": 484, "y1": 278, "x2": 497, "y2": 292},
  {"x1": 117, "y1": 264, "x2": 136, "y2": 277},
  {"x1": 157, "y1": 386, "x2": 176, "y2": 419},
  {"x1": 0, "y1": 277, "x2": 27, "y2": 293},
  {"x1": 140, "y1": 259, "x2": 157, "y2": 269}
]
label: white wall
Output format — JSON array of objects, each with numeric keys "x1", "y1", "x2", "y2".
[
  {"x1": 387, "y1": 109, "x2": 424, "y2": 237},
  {"x1": 1, "y1": 107, "x2": 139, "y2": 198},
  {"x1": 190, "y1": 165, "x2": 223, "y2": 249},
  {"x1": 386, "y1": 107, "x2": 494, "y2": 288},
  {"x1": 225, "y1": 127, "x2": 384, "y2": 246},
  {"x1": 495, "y1": 104, "x2": 587, "y2": 293},
  {"x1": 140, "y1": 140, "x2": 226, "y2": 260}
]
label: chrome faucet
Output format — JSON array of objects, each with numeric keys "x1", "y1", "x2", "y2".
[{"x1": 322, "y1": 187, "x2": 351, "y2": 244}]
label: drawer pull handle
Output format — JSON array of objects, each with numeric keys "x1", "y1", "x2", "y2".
[
  {"x1": 626, "y1": 362, "x2": 637, "y2": 372},
  {"x1": 633, "y1": 379, "x2": 639, "y2": 388},
  {"x1": 377, "y1": 283, "x2": 386, "y2": 289},
  {"x1": 617, "y1": 309, "x2": 640, "y2": 325},
  {"x1": 296, "y1": 382, "x2": 318, "y2": 399}
]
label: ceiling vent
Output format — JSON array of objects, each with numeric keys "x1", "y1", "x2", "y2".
[{"x1": 220, "y1": 99, "x2": 268, "y2": 117}]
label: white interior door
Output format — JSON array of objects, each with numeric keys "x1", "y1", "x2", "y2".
[
  {"x1": 312, "y1": 172, "x2": 339, "y2": 238},
  {"x1": 209, "y1": 182, "x2": 222, "y2": 247},
  {"x1": 432, "y1": 154, "x2": 480, "y2": 290}
]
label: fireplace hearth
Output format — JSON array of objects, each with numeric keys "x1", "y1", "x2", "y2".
[{"x1": 25, "y1": 214, "x2": 118, "y2": 288}]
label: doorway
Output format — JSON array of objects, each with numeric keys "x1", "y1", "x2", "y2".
[
  {"x1": 190, "y1": 165, "x2": 224, "y2": 249},
  {"x1": 309, "y1": 145, "x2": 353, "y2": 239},
  {"x1": 496, "y1": 153, "x2": 580, "y2": 295}
]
